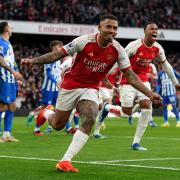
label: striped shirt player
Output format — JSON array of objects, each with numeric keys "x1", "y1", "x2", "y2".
[
  {"x1": 157, "y1": 70, "x2": 180, "y2": 125},
  {"x1": 41, "y1": 60, "x2": 61, "y2": 105},
  {"x1": 0, "y1": 21, "x2": 22, "y2": 142},
  {"x1": 158, "y1": 70, "x2": 180, "y2": 98},
  {"x1": 0, "y1": 36, "x2": 17, "y2": 104}
]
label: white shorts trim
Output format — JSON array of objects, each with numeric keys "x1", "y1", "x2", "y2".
[
  {"x1": 120, "y1": 82, "x2": 151, "y2": 107},
  {"x1": 56, "y1": 88, "x2": 99, "y2": 111}
]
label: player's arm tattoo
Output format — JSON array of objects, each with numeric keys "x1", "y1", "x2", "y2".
[
  {"x1": 0, "y1": 55, "x2": 13, "y2": 73},
  {"x1": 32, "y1": 49, "x2": 66, "y2": 64},
  {"x1": 102, "y1": 78, "x2": 114, "y2": 89},
  {"x1": 78, "y1": 100, "x2": 99, "y2": 134},
  {"x1": 122, "y1": 68, "x2": 153, "y2": 98}
]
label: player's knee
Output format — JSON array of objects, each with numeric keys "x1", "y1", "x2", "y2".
[
  {"x1": 8, "y1": 103, "x2": 16, "y2": 112},
  {"x1": 52, "y1": 121, "x2": 66, "y2": 131},
  {"x1": 0, "y1": 103, "x2": 8, "y2": 112},
  {"x1": 139, "y1": 100, "x2": 151, "y2": 109},
  {"x1": 122, "y1": 107, "x2": 132, "y2": 116},
  {"x1": 51, "y1": 117, "x2": 67, "y2": 131}
]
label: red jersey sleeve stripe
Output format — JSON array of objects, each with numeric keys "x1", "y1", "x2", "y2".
[
  {"x1": 61, "y1": 47, "x2": 68, "y2": 56},
  {"x1": 121, "y1": 66, "x2": 131, "y2": 72}
]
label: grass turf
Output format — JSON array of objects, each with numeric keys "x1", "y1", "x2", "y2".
[{"x1": 0, "y1": 116, "x2": 180, "y2": 180}]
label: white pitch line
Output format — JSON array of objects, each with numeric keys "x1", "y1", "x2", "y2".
[
  {"x1": 97, "y1": 157, "x2": 180, "y2": 163},
  {"x1": 14, "y1": 131, "x2": 180, "y2": 141},
  {"x1": 108, "y1": 135, "x2": 180, "y2": 141},
  {"x1": 0, "y1": 155, "x2": 180, "y2": 171},
  {"x1": 0, "y1": 155, "x2": 58, "y2": 162},
  {"x1": 86, "y1": 162, "x2": 180, "y2": 171}
]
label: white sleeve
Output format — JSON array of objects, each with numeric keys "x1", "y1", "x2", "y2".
[
  {"x1": 125, "y1": 40, "x2": 139, "y2": 58},
  {"x1": 161, "y1": 60, "x2": 179, "y2": 85},
  {"x1": 60, "y1": 57, "x2": 73, "y2": 72},
  {"x1": 156, "y1": 44, "x2": 166, "y2": 63},
  {"x1": 63, "y1": 35, "x2": 88, "y2": 56},
  {"x1": 117, "y1": 45, "x2": 131, "y2": 70}
]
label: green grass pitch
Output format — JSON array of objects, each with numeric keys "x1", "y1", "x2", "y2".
[{"x1": 0, "y1": 116, "x2": 180, "y2": 180}]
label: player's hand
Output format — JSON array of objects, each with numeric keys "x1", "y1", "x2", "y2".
[
  {"x1": 21, "y1": 58, "x2": 34, "y2": 68},
  {"x1": 175, "y1": 84, "x2": 180, "y2": 91},
  {"x1": 12, "y1": 71, "x2": 23, "y2": 80},
  {"x1": 149, "y1": 92, "x2": 162, "y2": 105}
]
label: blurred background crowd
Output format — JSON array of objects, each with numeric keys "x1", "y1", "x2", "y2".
[{"x1": 0, "y1": 0, "x2": 179, "y2": 29}]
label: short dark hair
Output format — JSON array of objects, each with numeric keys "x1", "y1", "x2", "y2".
[
  {"x1": 144, "y1": 22, "x2": 157, "y2": 30},
  {"x1": 49, "y1": 40, "x2": 63, "y2": 50},
  {"x1": 0, "y1": 21, "x2": 9, "y2": 34},
  {"x1": 100, "y1": 14, "x2": 118, "y2": 22}
]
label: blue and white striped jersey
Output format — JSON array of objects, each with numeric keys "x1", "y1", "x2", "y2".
[
  {"x1": 0, "y1": 36, "x2": 16, "y2": 83},
  {"x1": 158, "y1": 70, "x2": 180, "y2": 96},
  {"x1": 42, "y1": 61, "x2": 61, "y2": 91}
]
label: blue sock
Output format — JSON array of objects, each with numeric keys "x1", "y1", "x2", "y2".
[
  {"x1": 65, "y1": 121, "x2": 71, "y2": 130},
  {"x1": 0, "y1": 111, "x2": 2, "y2": 132},
  {"x1": 99, "y1": 103, "x2": 109, "y2": 123},
  {"x1": 162, "y1": 105, "x2": 168, "y2": 123},
  {"x1": 128, "y1": 116, "x2": 133, "y2": 125},
  {"x1": 35, "y1": 125, "x2": 40, "y2": 128},
  {"x1": 172, "y1": 104, "x2": 180, "y2": 122},
  {"x1": 73, "y1": 116, "x2": 79, "y2": 127},
  {"x1": 4, "y1": 110, "x2": 14, "y2": 132}
]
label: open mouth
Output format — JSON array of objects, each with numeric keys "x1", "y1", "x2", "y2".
[{"x1": 152, "y1": 34, "x2": 157, "y2": 38}]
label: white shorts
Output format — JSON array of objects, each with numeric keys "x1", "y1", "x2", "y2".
[
  {"x1": 56, "y1": 88, "x2": 99, "y2": 111},
  {"x1": 120, "y1": 82, "x2": 151, "y2": 107},
  {"x1": 98, "y1": 92, "x2": 103, "y2": 105},
  {"x1": 99, "y1": 87, "x2": 113, "y2": 101}
]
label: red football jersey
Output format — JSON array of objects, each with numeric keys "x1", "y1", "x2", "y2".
[
  {"x1": 60, "y1": 34, "x2": 130, "y2": 90},
  {"x1": 121, "y1": 39, "x2": 166, "y2": 84}
]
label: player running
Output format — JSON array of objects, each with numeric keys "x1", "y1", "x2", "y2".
[{"x1": 21, "y1": 15, "x2": 162, "y2": 172}]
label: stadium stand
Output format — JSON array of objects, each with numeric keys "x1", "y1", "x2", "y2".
[{"x1": 0, "y1": 0, "x2": 179, "y2": 29}]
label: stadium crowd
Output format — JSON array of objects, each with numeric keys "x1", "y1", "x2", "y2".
[
  {"x1": 14, "y1": 44, "x2": 46, "y2": 110},
  {"x1": 0, "y1": 0, "x2": 179, "y2": 29}
]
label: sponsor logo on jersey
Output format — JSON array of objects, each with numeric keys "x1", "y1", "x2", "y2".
[
  {"x1": 107, "y1": 54, "x2": 113, "y2": 61},
  {"x1": 88, "y1": 52, "x2": 93, "y2": 57}
]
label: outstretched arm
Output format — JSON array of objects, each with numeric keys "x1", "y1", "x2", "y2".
[{"x1": 21, "y1": 48, "x2": 67, "y2": 65}]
